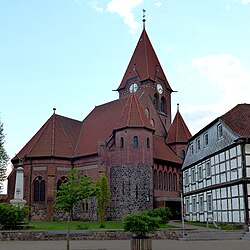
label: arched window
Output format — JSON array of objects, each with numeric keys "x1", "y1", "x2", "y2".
[
  {"x1": 153, "y1": 170, "x2": 157, "y2": 189},
  {"x1": 133, "y1": 136, "x2": 138, "y2": 148},
  {"x1": 181, "y1": 149, "x2": 186, "y2": 160},
  {"x1": 160, "y1": 97, "x2": 166, "y2": 113},
  {"x1": 57, "y1": 176, "x2": 68, "y2": 191},
  {"x1": 158, "y1": 171, "x2": 163, "y2": 190},
  {"x1": 147, "y1": 138, "x2": 150, "y2": 148},
  {"x1": 153, "y1": 94, "x2": 158, "y2": 110},
  {"x1": 150, "y1": 119, "x2": 155, "y2": 127},
  {"x1": 120, "y1": 137, "x2": 124, "y2": 148},
  {"x1": 34, "y1": 176, "x2": 45, "y2": 202},
  {"x1": 173, "y1": 173, "x2": 177, "y2": 192},
  {"x1": 168, "y1": 173, "x2": 172, "y2": 191},
  {"x1": 136, "y1": 184, "x2": 139, "y2": 199},
  {"x1": 164, "y1": 171, "x2": 167, "y2": 191},
  {"x1": 145, "y1": 108, "x2": 150, "y2": 119}
]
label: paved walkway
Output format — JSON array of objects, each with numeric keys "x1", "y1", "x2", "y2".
[{"x1": 1, "y1": 239, "x2": 250, "y2": 250}]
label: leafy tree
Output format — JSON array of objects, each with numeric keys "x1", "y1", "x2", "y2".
[
  {"x1": 0, "y1": 120, "x2": 9, "y2": 193},
  {"x1": 142, "y1": 207, "x2": 172, "y2": 224},
  {"x1": 0, "y1": 203, "x2": 29, "y2": 229},
  {"x1": 96, "y1": 171, "x2": 110, "y2": 223},
  {"x1": 54, "y1": 168, "x2": 96, "y2": 250}
]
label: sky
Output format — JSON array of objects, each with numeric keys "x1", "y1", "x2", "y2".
[{"x1": 1, "y1": 0, "x2": 250, "y2": 192}]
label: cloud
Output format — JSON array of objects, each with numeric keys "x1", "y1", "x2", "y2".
[
  {"x1": 240, "y1": 0, "x2": 250, "y2": 5},
  {"x1": 183, "y1": 54, "x2": 250, "y2": 134},
  {"x1": 154, "y1": 2, "x2": 162, "y2": 7},
  {"x1": 106, "y1": 0, "x2": 144, "y2": 34}
]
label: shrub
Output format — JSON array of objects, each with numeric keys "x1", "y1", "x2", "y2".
[
  {"x1": 0, "y1": 203, "x2": 29, "y2": 229},
  {"x1": 76, "y1": 222, "x2": 89, "y2": 230},
  {"x1": 143, "y1": 207, "x2": 172, "y2": 224},
  {"x1": 123, "y1": 213, "x2": 161, "y2": 236}
]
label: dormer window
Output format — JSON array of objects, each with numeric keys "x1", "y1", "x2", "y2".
[
  {"x1": 204, "y1": 133, "x2": 209, "y2": 147},
  {"x1": 196, "y1": 138, "x2": 201, "y2": 152},
  {"x1": 217, "y1": 124, "x2": 223, "y2": 139}
]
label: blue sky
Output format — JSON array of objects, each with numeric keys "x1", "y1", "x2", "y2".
[{"x1": 1, "y1": 0, "x2": 250, "y2": 191}]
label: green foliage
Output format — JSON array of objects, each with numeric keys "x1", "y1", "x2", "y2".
[
  {"x1": 96, "y1": 172, "x2": 110, "y2": 222},
  {"x1": 143, "y1": 207, "x2": 172, "y2": 224},
  {"x1": 0, "y1": 120, "x2": 9, "y2": 193},
  {"x1": 76, "y1": 222, "x2": 89, "y2": 230},
  {"x1": 0, "y1": 203, "x2": 29, "y2": 230},
  {"x1": 53, "y1": 168, "x2": 96, "y2": 214},
  {"x1": 99, "y1": 222, "x2": 105, "y2": 228},
  {"x1": 123, "y1": 213, "x2": 161, "y2": 236}
]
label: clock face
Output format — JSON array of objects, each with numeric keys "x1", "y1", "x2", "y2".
[
  {"x1": 156, "y1": 84, "x2": 163, "y2": 94},
  {"x1": 129, "y1": 83, "x2": 138, "y2": 93}
]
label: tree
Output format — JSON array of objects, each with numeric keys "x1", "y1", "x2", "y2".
[
  {"x1": 54, "y1": 168, "x2": 96, "y2": 250},
  {"x1": 96, "y1": 171, "x2": 110, "y2": 223},
  {"x1": 0, "y1": 120, "x2": 9, "y2": 193}
]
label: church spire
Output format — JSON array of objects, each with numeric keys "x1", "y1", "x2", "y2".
[{"x1": 142, "y1": 9, "x2": 146, "y2": 30}]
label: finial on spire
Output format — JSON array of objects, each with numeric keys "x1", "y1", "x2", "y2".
[
  {"x1": 177, "y1": 103, "x2": 179, "y2": 112},
  {"x1": 142, "y1": 9, "x2": 146, "y2": 30},
  {"x1": 53, "y1": 108, "x2": 56, "y2": 114}
]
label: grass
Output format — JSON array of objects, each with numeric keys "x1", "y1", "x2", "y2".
[
  {"x1": 29, "y1": 221, "x2": 176, "y2": 230},
  {"x1": 185, "y1": 221, "x2": 245, "y2": 230}
]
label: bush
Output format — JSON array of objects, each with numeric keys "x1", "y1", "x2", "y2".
[
  {"x1": 76, "y1": 222, "x2": 89, "y2": 230},
  {"x1": 0, "y1": 203, "x2": 29, "y2": 230},
  {"x1": 143, "y1": 207, "x2": 172, "y2": 224},
  {"x1": 123, "y1": 213, "x2": 161, "y2": 236}
]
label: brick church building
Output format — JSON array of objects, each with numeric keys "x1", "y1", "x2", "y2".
[{"x1": 7, "y1": 26, "x2": 191, "y2": 221}]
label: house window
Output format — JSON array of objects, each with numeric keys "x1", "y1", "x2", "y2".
[
  {"x1": 168, "y1": 173, "x2": 172, "y2": 191},
  {"x1": 164, "y1": 172, "x2": 167, "y2": 190},
  {"x1": 185, "y1": 171, "x2": 189, "y2": 186},
  {"x1": 204, "y1": 133, "x2": 209, "y2": 147},
  {"x1": 198, "y1": 165, "x2": 203, "y2": 180},
  {"x1": 133, "y1": 136, "x2": 138, "y2": 148},
  {"x1": 82, "y1": 202, "x2": 89, "y2": 211},
  {"x1": 34, "y1": 176, "x2": 45, "y2": 202},
  {"x1": 207, "y1": 194, "x2": 212, "y2": 212},
  {"x1": 190, "y1": 143, "x2": 194, "y2": 156},
  {"x1": 147, "y1": 138, "x2": 150, "y2": 148},
  {"x1": 199, "y1": 196, "x2": 204, "y2": 213},
  {"x1": 173, "y1": 173, "x2": 177, "y2": 191},
  {"x1": 153, "y1": 170, "x2": 157, "y2": 189},
  {"x1": 186, "y1": 198, "x2": 190, "y2": 214},
  {"x1": 196, "y1": 137, "x2": 201, "y2": 152},
  {"x1": 217, "y1": 124, "x2": 223, "y2": 139},
  {"x1": 160, "y1": 97, "x2": 165, "y2": 113},
  {"x1": 120, "y1": 137, "x2": 124, "y2": 148},
  {"x1": 159, "y1": 171, "x2": 163, "y2": 190},
  {"x1": 206, "y1": 161, "x2": 211, "y2": 177},
  {"x1": 192, "y1": 196, "x2": 196, "y2": 213},
  {"x1": 191, "y1": 168, "x2": 196, "y2": 183}
]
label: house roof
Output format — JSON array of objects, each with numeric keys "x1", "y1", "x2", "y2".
[
  {"x1": 166, "y1": 109, "x2": 192, "y2": 144},
  {"x1": 220, "y1": 103, "x2": 250, "y2": 138},
  {"x1": 153, "y1": 135, "x2": 182, "y2": 164},
  {"x1": 115, "y1": 93, "x2": 154, "y2": 131},
  {"x1": 13, "y1": 113, "x2": 82, "y2": 160},
  {"x1": 117, "y1": 29, "x2": 172, "y2": 92}
]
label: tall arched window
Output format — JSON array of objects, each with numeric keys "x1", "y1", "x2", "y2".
[
  {"x1": 120, "y1": 137, "x2": 124, "y2": 148},
  {"x1": 57, "y1": 176, "x2": 68, "y2": 191},
  {"x1": 168, "y1": 173, "x2": 172, "y2": 191},
  {"x1": 158, "y1": 171, "x2": 163, "y2": 190},
  {"x1": 153, "y1": 94, "x2": 159, "y2": 110},
  {"x1": 173, "y1": 173, "x2": 177, "y2": 192},
  {"x1": 133, "y1": 136, "x2": 138, "y2": 148},
  {"x1": 153, "y1": 170, "x2": 157, "y2": 189},
  {"x1": 147, "y1": 138, "x2": 150, "y2": 148},
  {"x1": 164, "y1": 171, "x2": 167, "y2": 191},
  {"x1": 145, "y1": 108, "x2": 150, "y2": 119},
  {"x1": 160, "y1": 97, "x2": 166, "y2": 113},
  {"x1": 34, "y1": 176, "x2": 45, "y2": 202}
]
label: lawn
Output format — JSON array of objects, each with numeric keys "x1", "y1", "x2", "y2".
[{"x1": 29, "y1": 221, "x2": 175, "y2": 230}]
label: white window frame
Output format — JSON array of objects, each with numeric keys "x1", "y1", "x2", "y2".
[
  {"x1": 207, "y1": 193, "x2": 212, "y2": 212},
  {"x1": 217, "y1": 124, "x2": 223, "y2": 139},
  {"x1": 196, "y1": 137, "x2": 201, "y2": 152},
  {"x1": 192, "y1": 196, "x2": 196, "y2": 213},
  {"x1": 191, "y1": 168, "x2": 196, "y2": 183},
  {"x1": 206, "y1": 161, "x2": 211, "y2": 178},
  {"x1": 190, "y1": 143, "x2": 194, "y2": 156},
  {"x1": 198, "y1": 164, "x2": 203, "y2": 181},
  {"x1": 204, "y1": 132, "x2": 209, "y2": 147},
  {"x1": 199, "y1": 195, "x2": 204, "y2": 213},
  {"x1": 185, "y1": 171, "x2": 189, "y2": 186}
]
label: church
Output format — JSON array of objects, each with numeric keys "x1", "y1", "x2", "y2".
[{"x1": 7, "y1": 24, "x2": 191, "y2": 221}]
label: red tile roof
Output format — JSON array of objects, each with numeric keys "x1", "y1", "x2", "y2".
[
  {"x1": 115, "y1": 93, "x2": 154, "y2": 131},
  {"x1": 220, "y1": 103, "x2": 250, "y2": 138},
  {"x1": 13, "y1": 114, "x2": 82, "y2": 160},
  {"x1": 153, "y1": 135, "x2": 182, "y2": 164},
  {"x1": 117, "y1": 29, "x2": 172, "y2": 92},
  {"x1": 166, "y1": 110, "x2": 192, "y2": 144}
]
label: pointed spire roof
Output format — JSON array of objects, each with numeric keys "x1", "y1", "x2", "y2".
[
  {"x1": 115, "y1": 93, "x2": 154, "y2": 131},
  {"x1": 117, "y1": 29, "x2": 172, "y2": 92},
  {"x1": 13, "y1": 112, "x2": 82, "y2": 160},
  {"x1": 166, "y1": 107, "x2": 192, "y2": 144}
]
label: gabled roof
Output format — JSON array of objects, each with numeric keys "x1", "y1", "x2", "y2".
[
  {"x1": 74, "y1": 97, "x2": 129, "y2": 157},
  {"x1": 166, "y1": 109, "x2": 192, "y2": 144},
  {"x1": 117, "y1": 29, "x2": 172, "y2": 92},
  {"x1": 220, "y1": 103, "x2": 250, "y2": 138},
  {"x1": 115, "y1": 93, "x2": 154, "y2": 131},
  {"x1": 153, "y1": 135, "x2": 182, "y2": 164},
  {"x1": 13, "y1": 113, "x2": 82, "y2": 160}
]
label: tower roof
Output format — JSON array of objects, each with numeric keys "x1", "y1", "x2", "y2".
[
  {"x1": 166, "y1": 109, "x2": 192, "y2": 144},
  {"x1": 115, "y1": 93, "x2": 154, "y2": 131},
  {"x1": 117, "y1": 29, "x2": 173, "y2": 92}
]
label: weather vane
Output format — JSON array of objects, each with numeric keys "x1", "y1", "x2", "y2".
[{"x1": 142, "y1": 9, "x2": 146, "y2": 29}]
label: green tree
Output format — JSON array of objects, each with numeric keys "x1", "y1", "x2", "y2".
[
  {"x1": 0, "y1": 120, "x2": 9, "y2": 193},
  {"x1": 54, "y1": 168, "x2": 96, "y2": 250},
  {"x1": 96, "y1": 171, "x2": 110, "y2": 223}
]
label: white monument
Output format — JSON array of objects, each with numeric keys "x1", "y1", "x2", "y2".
[{"x1": 10, "y1": 165, "x2": 26, "y2": 206}]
